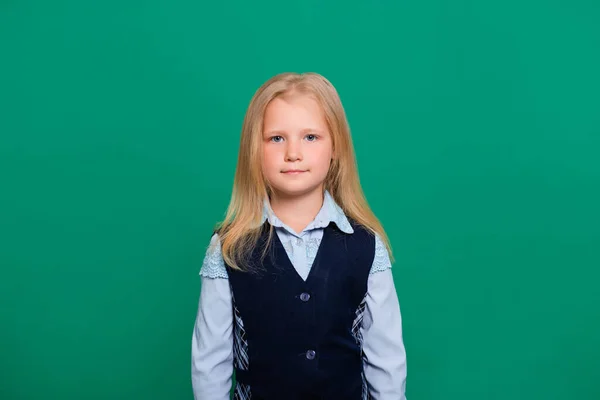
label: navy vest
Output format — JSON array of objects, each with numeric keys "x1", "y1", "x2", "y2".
[{"x1": 225, "y1": 219, "x2": 376, "y2": 400}]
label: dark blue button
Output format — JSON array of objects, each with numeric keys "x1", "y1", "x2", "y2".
[
  {"x1": 306, "y1": 350, "x2": 316, "y2": 360},
  {"x1": 300, "y1": 292, "x2": 311, "y2": 302}
]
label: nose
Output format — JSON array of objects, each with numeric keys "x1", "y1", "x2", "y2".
[{"x1": 285, "y1": 139, "x2": 302, "y2": 162}]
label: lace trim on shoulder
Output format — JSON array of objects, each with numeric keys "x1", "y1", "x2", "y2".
[
  {"x1": 370, "y1": 234, "x2": 392, "y2": 275},
  {"x1": 199, "y1": 233, "x2": 228, "y2": 279}
]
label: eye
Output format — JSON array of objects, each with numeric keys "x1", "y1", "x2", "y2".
[
  {"x1": 270, "y1": 136, "x2": 284, "y2": 143},
  {"x1": 305, "y1": 134, "x2": 318, "y2": 142}
]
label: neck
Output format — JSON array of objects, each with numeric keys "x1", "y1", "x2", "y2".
[{"x1": 269, "y1": 188, "x2": 325, "y2": 235}]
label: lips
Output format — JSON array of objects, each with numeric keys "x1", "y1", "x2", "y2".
[{"x1": 282, "y1": 170, "x2": 306, "y2": 174}]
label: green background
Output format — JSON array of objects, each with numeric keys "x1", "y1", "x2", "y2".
[{"x1": 1, "y1": 0, "x2": 599, "y2": 399}]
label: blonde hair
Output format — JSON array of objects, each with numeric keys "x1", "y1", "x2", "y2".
[{"x1": 214, "y1": 72, "x2": 393, "y2": 270}]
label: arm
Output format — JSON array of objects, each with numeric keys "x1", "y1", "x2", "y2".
[
  {"x1": 191, "y1": 234, "x2": 233, "y2": 400},
  {"x1": 362, "y1": 235, "x2": 408, "y2": 399}
]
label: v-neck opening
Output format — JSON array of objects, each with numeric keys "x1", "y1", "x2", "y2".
[{"x1": 271, "y1": 223, "x2": 330, "y2": 285}]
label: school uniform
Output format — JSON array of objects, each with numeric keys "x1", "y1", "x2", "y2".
[{"x1": 192, "y1": 191, "x2": 407, "y2": 399}]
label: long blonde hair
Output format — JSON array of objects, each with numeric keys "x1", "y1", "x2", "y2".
[{"x1": 215, "y1": 72, "x2": 393, "y2": 270}]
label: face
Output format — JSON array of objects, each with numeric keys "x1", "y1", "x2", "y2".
[{"x1": 261, "y1": 94, "x2": 334, "y2": 199}]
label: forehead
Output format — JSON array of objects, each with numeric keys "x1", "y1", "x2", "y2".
[{"x1": 263, "y1": 95, "x2": 327, "y2": 133}]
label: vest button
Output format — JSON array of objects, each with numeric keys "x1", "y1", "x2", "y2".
[
  {"x1": 306, "y1": 350, "x2": 316, "y2": 360},
  {"x1": 299, "y1": 292, "x2": 311, "y2": 302}
]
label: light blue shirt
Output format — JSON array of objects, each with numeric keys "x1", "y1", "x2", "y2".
[{"x1": 192, "y1": 191, "x2": 407, "y2": 399}]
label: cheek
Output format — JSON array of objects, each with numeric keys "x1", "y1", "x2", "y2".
[
  {"x1": 262, "y1": 148, "x2": 279, "y2": 170},
  {"x1": 313, "y1": 147, "x2": 333, "y2": 168}
]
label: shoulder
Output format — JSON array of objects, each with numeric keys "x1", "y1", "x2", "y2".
[
  {"x1": 199, "y1": 232, "x2": 229, "y2": 279},
  {"x1": 345, "y1": 220, "x2": 391, "y2": 274},
  {"x1": 371, "y1": 233, "x2": 392, "y2": 275},
  {"x1": 348, "y1": 220, "x2": 392, "y2": 274}
]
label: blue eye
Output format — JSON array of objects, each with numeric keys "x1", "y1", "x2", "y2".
[
  {"x1": 270, "y1": 136, "x2": 284, "y2": 143},
  {"x1": 306, "y1": 134, "x2": 318, "y2": 142}
]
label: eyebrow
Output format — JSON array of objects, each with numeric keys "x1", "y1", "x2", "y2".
[{"x1": 264, "y1": 128, "x2": 324, "y2": 136}]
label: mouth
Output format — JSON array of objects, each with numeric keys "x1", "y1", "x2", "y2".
[{"x1": 282, "y1": 170, "x2": 307, "y2": 174}]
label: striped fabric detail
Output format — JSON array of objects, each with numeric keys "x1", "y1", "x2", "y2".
[
  {"x1": 352, "y1": 295, "x2": 372, "y2": 400},
  {"x1": 233, "y1": 382, "x2": 252, "y2": 400},
  {"x1": 231, "y1": 290, "x2": 251, "y2": 399}
]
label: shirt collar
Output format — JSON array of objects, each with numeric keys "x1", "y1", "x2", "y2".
[{"x1": 261, "y1": 190, "x2": 354, "y2": 235}]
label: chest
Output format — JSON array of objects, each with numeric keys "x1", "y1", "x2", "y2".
[{"x1": 226, "y1": 223, "x2": 375, "y2": 331}]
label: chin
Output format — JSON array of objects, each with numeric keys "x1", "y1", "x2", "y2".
[{"x1": 270, "y1": 184, "x2": 323, "y2": 198}]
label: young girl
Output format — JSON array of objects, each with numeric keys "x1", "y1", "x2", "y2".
[{"x1": 192, "y1": 72, "x2": 407, "y2": 399}]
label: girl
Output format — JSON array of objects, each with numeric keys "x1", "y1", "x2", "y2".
[{"x1": 192, "y1": 72, "x2": 407, "y2": 399}]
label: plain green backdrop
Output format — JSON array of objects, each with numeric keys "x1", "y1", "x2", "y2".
[{"x1": 1, "y1": 0, "x2": 599, "y2": 399}]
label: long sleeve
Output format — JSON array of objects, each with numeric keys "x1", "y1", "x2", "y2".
[
  {"x1": 362, "y1": 236, "x2": 408, "y2": 399},
  {"x1": 191, "y1": 234, "x2": 233, "y2": 400}
]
